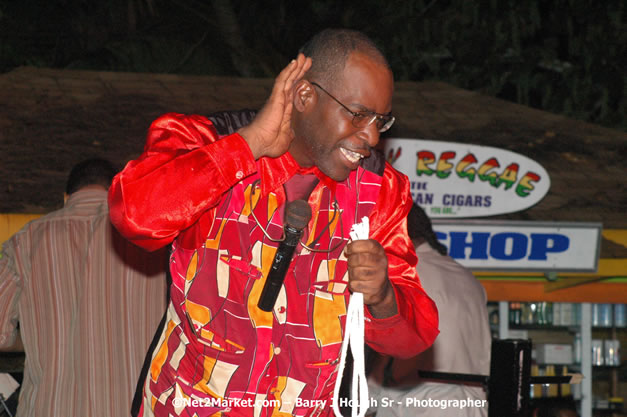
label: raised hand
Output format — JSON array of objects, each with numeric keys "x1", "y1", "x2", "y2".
[
  {"x1": 238, "y1": 53, "x2": 312, "y2": 159},
  {"x1": 344, "y1": 239, "x2": 398, "y2": 319}
]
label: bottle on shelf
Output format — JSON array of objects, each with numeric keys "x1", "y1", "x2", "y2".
[
  {"x1": 560, "y1": 365, "x2": 571, "y2": 397},
  {"x1": 546, "y1": 365, "x2": 558, "y2": 397},
  {"x1": 573, "y1": 333, "x2": 581, "y2": 364},
  {"x1": 603, "y1": 339, "x2": 620, "y2": 367},
  {"x1": 591, "y1": 339, "x2": 604, "y2": 366},
  {"x1": 613, "y1": 303, "x2": 626, "y2": 327}
]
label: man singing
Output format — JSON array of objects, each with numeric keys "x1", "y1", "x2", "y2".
[{"x1": 109, "y1": 29, "x2": 438, "y2": 417}]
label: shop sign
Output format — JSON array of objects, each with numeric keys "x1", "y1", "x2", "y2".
[
  {"x1": 432, "y1": 220, "x2": 602, "y2": 272},
  {"x1": 384, "y1": 138, "x2": 551, "y2": 218}
]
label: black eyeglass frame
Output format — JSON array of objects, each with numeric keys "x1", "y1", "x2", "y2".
[{"x1": 310, "y1": 82, "x2": 395, "y2": 133}]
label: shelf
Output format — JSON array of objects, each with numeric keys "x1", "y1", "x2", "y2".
[
  {"x1": 479, "y1": 278, "x2": 627, "y2": 303},
  {"x1": 503, "y1": 325, "x2": 627, "y2": 332},
  {"x1": 567, "y1": 363, "x2": 625, "y2": 370},
  {"x1": 510, "y1": 324, "x2": 578, "y2": 331},
  {"x1": 591, "y1": 326, "x2": 627, "y2": 331}
]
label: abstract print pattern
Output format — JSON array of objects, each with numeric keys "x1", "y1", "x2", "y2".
[{"x1": 142, "y1": 167, "x2": 382, "y2": 417}]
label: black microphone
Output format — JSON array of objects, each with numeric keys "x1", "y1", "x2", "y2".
[{"x1": 258, "y1": 199, "x2": 312, "y2": 312}]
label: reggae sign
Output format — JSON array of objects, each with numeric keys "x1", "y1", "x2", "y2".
[{"x1": 384, "y1": 138, "x2": 551, "y2": 218}]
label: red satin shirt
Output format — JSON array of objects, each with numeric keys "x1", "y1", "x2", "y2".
[{"x1": 108, "y1": 113, "x2": 438, "y2": 417}]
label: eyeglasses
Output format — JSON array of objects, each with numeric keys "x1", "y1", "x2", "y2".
[{"x1": 311, "y1": 82, "x2": 395, "y2": 133}]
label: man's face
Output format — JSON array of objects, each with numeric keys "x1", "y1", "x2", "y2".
[{"x1": 290, "y1": 51, "x2": 394, "y2": 182}]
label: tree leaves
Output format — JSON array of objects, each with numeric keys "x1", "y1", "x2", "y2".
[{"x1": 1, "y1": 0, "x2": 624, "y2": 129}]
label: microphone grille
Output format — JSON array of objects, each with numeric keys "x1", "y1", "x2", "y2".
[{"x1": 285, "y1": 200, "x2": 312, "y2": 231}]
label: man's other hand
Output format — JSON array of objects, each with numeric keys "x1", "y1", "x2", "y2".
[
  {"x1": 238, "y1": 53, "x2": 312, "y2": 159},
  {"x1": 345, "y1": 239, "x2": 398, "y2": 319}
]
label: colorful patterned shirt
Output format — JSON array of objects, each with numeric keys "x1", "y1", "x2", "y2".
[{"x1": 108, "y1": 113, "x2": 439, "y2": 417}]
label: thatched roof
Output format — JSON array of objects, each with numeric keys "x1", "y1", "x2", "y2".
[{"x1": 1, "y1": 66, "x2": 625, "y2": 233}]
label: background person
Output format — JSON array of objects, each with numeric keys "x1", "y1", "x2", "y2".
[
  {"x1": 0, "y1": 158, "x2": 167, "y2": 416},
  {"x1": 367, "y1": 203, "x2": 491, "y2": 417}
]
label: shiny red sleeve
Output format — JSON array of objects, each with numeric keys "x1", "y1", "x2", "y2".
[
  {"x1": 364, "y1": 163, "x2": 439, "y2": 359},
  {"x1": 108, "y1": 113, "x2": 257, "y2": 251}
]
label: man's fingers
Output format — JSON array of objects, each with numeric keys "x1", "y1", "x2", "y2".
[
  {"x1": 346, "y1": 251, "x2": 371, "y2": 268},
  {"x1": 279, "y1": 57, "x2": 298, "y2": 80},
  {"x1": 280, "y1": 100, "x2": 294, "y2": 136},
  {"x1": 279, "y1": 54, "x2": 309, "y2": 137},
  {"x1": 284, "y1": 54, "x2": 310, "y2": 94},
  {"x1": 345, "y1": 239, "x2": 381, "y2": 256},
  {"x1": 239, "y1": 54, "x2": 309, "y2": 160},
  {"x1": 346, "y1": 249, "x2": 387, "y2": 275},
  {"x1": 294, "y1": 55, "x2": 312, "y2": 81},
  {"x1": 265, "y1": 54, "x2": 310, "y2": 110},
  {"x1": 270, "y1": 58, "x2": 299, "y2": 100},
  {"x1": 348, "y1": 266, "x2": 382, "y2": 281}
]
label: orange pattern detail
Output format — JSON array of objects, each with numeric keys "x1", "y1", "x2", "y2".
[{"x1": 150, "y1": 319, "x2": 178, "y2": 382}]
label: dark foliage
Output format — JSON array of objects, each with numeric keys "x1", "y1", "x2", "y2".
[{"x1": 0, "y1": 0, "x2": 624, "y2": 130}]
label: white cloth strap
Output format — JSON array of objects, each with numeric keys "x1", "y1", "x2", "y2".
[{"x1": 333, "y1": 217, "x2": 370, "y2": 417}]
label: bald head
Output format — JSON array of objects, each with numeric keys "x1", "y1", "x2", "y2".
[{"x1": 299, "y1": 29, "x2": 390, "y2": 89}]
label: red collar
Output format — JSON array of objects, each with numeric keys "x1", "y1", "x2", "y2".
[{"x1": 257, "y1": 152, "x2": 337, "y2": 198}]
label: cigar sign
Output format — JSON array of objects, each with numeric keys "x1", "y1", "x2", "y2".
[{"x1": 384, "y1": 138, "x2": 551, "y2": 218}]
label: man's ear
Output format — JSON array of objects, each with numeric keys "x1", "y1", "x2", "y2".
[{"x1": 293, "y1": 80, "x2": 316, "y2": 112}]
